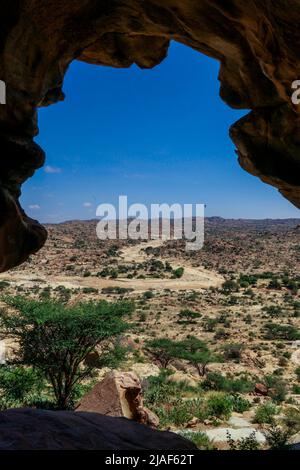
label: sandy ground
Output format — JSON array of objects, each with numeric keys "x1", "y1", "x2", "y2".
[{"x1": 0, "y1": 239, "x2": 224, "y2": 292}]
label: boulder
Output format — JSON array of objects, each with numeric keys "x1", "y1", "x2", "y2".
[
  {"x1": 255, "y1": 383, "x2": 268, "y2": 396},
  {"x1": 0, "y1": 408, "x2": 196, "y2": 450},
  {"x1": 76, "y1": 371, "x2": 159, "y2": 428}
]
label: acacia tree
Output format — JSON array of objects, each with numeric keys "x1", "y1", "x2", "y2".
[
  {"x1": 178, "y1": 309, "x2": 201, "y2": 322},
  {"x1": 178, "y1": 336, "x2": 217, "y2": 377},
  {"x1": 0, "y1": 296, "x2": 134, "y2": 409},
  {"x1": 145, "y1": 338, "x2": 181, "y2": 369}
]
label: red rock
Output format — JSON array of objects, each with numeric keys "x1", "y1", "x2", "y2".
[{"x1": 255, "y1": 383, "x2": 268, "y2": 396}]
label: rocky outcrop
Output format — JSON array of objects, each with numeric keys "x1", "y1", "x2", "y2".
[
  {"x1": 1, "y1": 1, "x2": 300, "y2": 270},
  {"x1": 0, "y1": 408, "x2": 196, "y2": 450},
  {"x1": 76, "y1": 371, "x2": 159, "y2": 428}
]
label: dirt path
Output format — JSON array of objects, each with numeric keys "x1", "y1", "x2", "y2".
[{"x1": 0, "y1": 239, "x2": 224, "y2": 293}]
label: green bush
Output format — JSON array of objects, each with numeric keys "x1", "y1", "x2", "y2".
[
  {"x1": 172, "y1": 267, "x2": 184, "y2": 279},
  {"x1": 262, "y1": 305, "x2": 283, "y2": 318},
  {"x1": 264, "y1": 375, "x2": 287, "y2": 403},
  {"x1": 180, "y1": 431, "x2": 215, "y2": 450},
  {"x1": 0, "y1": 365, "x2": 46, "y2": 408},
  {"x1": 222, "y1": 280, "x2": 239, "y2": 294},
  {"x1": 263, "y1": 323, "x2": 300, "y2": 341},
  {"x1": 143, "y1": 290, "x2": 154, "y2": 300},
  {"x1": 0, "y1": 281, "x2": 10, "y2": 291},
  {"x1": 264, "y1": 426, "x2": 292, "y2": 450},
  {"x1": 82, "y1": 287, "x2": 98, "y2": 294},
  {"x1": 144, "y1": 370, "x2": 194, "y2": 407},
  {"x1": 202, "y1": 317, "x2": 218, "y2": 332},
  {"x1": 178, "y1": 309, "x2": 201, "y2": 322},
  {"x1": 227, "y1": 431, "x2": 260, "y2": 450},
  {"x1": 253, "y1": 402, "x2": 277, "y2": 424},
  {"x1": 205, "y1": 392, "x2": 233, "y2": 420},
  {"x1": 150, "y1": 397, "x2": 206, "y2": 428},
  {"x1": 283, "y1": 407, "x2": 300, "y2": 433},
  {"x1": 202, "y1": 372, "x2": 254, "y2": 394},
  {"x1": 230, "y1": 394, "x2": 251, "y2": 413}
]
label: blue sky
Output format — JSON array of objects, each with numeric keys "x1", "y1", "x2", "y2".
[{"x1": 21, "y1": 42, "x2": 299, "y2": 223}]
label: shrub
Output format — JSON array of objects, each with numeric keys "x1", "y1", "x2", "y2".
[
  {"x1": 102, "y1": 287, "x2": 134, "y2": 295},
  {"x1": 222, "y1": 280, "x2": 239, "y2": 294},
  {"x1": 264, "y1": 375, "x2": 287, "y2": 403},
  {"x1": 268, "y1": 279, "x2": 281, "y2": 290},
  {"x1": 178, "y1": 309, "x2": 201, "y2": 322},
  {"x1": 264, "y1": 426, "x2": 292, "y2": 450},
  {"x1": 283, "y1": 407, "x2": 300, "y2": 433},
  {"x1": 253, "y1": 402, "x2": 277, "y2": 425},
  {"x1": 172, "y1": 267, "x2": 184, "y2": 279},
  {"x1": 230, "y1": 394, "x2": 251, "y2": 413},
  {"x1": 143, "y1": 290, "x2": 154, "y2": 300},
  {"x1": 262, "y1": 305, "x2": 283, "y2": 318},
  {"x1": 227, "y1": 431, "x2": 260, "y2": 450},
  {"x1": 144, "y1": 370, "x2": 195, "y2": 408},
  {"x1": 144, "y1": 370, "x2": 175, "y2": 406},
  {"x1": 214, "y1": 328, "x2": 229, "y2": 340},
  {"x1": 82, "y1": 287, "x2": 98, "y2": 294},
  {"x1": 223, "y1": 343, "x2": 244, "y2": 362},
  {"x1": 0, "y1": 365, "x2": 45, "y2": 408},
  {"x1": 205, "y1": 392, "x2": 233, "y2": 420},
  {"x1": 239, "y1": 275, "x2": 258, "y2": 287},
  {"x1": 156, "y1": 398, "x2": 206, "y2": 427},
  {"x1": 292, "y1": 384, "x2": 300, "y2": 394},
  {"x1": 202, "y1": 317, "x2": 218, "y2": 332},
  {"x1": 263, "y1": 323, "x2": 300, "y2": 341},
  {"x1": 0, "y1": 281, "x2": 10, "y2": 291},
  {"x1": 180, "y1": 431, "x2": 215, "y2": 450},
  {"x1": 202, "y1": 372, "x2": 254, "y2": 394}
]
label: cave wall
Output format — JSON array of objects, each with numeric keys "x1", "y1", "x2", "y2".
[{"x1": 0, "y1": 0, "x2": 300, "y2": 271}]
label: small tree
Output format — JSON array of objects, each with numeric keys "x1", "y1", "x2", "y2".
[
  {"x1": 0, "y1": 296, "x2": 134, "y2": 409},
  {"x1": 178, "y1": 309, "x2": 201, "y2": 322},
  {"x1": 146, "y1": 338, "x2": 181, "y2": 369},
  {"x1": 178, "y1": 336, "x2": 216, "y2": 377}
]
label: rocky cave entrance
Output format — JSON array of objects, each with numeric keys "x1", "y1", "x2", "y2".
[
  {"x1": 23, "y1": 41, "x2": 252, "y2": 228},
  {"x1": 1, "y1": 2, "x2": 300, "y2": 273}
]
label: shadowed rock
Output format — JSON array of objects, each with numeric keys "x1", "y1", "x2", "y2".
[
  {"x1": 0, "y1": 408, "x2": 197, "y2": 450},
  {"x1": 1, "y1": 0, "x2": 300, "y2": 271}
]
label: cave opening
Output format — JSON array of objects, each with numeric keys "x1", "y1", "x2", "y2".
[{"x1": 20, "y1": 41, "x2": 299, "y2": 226}]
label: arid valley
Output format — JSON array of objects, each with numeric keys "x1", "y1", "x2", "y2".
[{"x1": 1, "y1": 217, "x2": 299, "y2": 450}]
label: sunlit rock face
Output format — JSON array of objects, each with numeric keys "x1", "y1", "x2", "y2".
[{"x1": 1, "y1": 0, "x2": 300, "y2": 271}]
